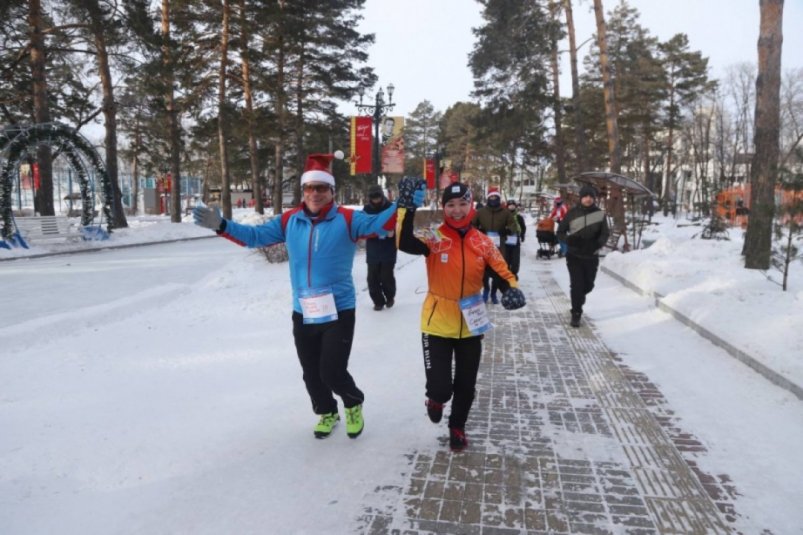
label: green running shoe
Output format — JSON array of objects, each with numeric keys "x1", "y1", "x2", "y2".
[
  {"x1": 345, "y1": 404, "x2": 364, "y2": 439},
  {"x1": 313, "y1": 412, "x2": 339, "y2": 439}
]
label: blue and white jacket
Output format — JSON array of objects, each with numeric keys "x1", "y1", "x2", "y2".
[{"x1": 218, "y1": 202, "x2": 397, "y2": 313}]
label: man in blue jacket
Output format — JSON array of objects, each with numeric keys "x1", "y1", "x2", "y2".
[
  {"x1": 193, "y1": 153, "x2": 397, "y2": 440},
  {"x1": 363, "y1": 185, "x2": 397, "y2": 311}
]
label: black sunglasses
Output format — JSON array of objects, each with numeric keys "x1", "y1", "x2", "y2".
[{"x1": 303, "y1": 184, "x2": 331, "y2": 193}]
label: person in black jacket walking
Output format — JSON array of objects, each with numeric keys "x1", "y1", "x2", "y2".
[
  {"x1": 556, "y1": 185, "x2": 610, "y2": 327},
  {"x1": 364, "y1": 185, "x2": 397, "y2": 310},
  {"x1": 504, "y1": 200, "x2": 527, "y2": 278}
]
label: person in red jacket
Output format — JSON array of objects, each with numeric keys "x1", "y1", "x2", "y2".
[{"x1": 549, "y1": 196, "x2": 569, "y2": 257}]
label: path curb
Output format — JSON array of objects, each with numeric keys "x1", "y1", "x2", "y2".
[
  {"x1": 0, "y1": 235, "x2": 216, "y2": 262},
  {"x1": 601, "y1": 265, "x2": 803, "y2": 401}
]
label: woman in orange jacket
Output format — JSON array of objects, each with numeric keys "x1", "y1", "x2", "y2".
[{"x1": 398, "y1": 181, "x2": 526, "y2": 451}]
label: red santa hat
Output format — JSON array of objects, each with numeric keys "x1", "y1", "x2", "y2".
[
  {"x1": 300, "y1": 151, "x2": 344, "y2": 188},
  {"x1": 486, "y1": 187, "x2": 501, "y2": 199}
]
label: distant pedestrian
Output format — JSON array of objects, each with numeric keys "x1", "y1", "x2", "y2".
[
  {"x1": 193, "y1": 152, "x2": 397, "y2": 440},
  {"x1": 549, "y1": 196, "x2": 569, "y2": 257},
  {"x1": 363, "y1": 185, "x2": 397, "y2": 311},
  {"x1": 398, "y1": 179, "x2": 526, "y2": 452},
  {"x1": 471, "y1": 187, "x2": 519, "y2": 304},
  {"x1": 556, "y1": 185, "x2": 610, "y2": 328},
  {"x1": 504, "y1": 200, "x2": 526, "y2": 278}
]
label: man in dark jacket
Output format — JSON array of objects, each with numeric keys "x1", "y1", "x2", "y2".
[
  {"x1": 364, "y1": 185, "x2": 397, "y2": 310},
  {"x1": 472, "y1": 187, "x2": 519, "y2": 303},
  {"x1": 556, "y1": 185, "x2": 610, "y2": 327},
  {"x1": 504, "y1": 200, "x2": 526, "y2": 278}
]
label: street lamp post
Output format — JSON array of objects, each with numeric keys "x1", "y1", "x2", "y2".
[{"x1": 356, "y1": 84, "x2": 395, "y2": 182}]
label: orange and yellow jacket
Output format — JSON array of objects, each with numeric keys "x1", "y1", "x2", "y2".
[{"x1": 398, "y1": 209, "x2": 518, "y2": 339}]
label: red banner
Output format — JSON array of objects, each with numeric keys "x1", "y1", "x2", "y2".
[
  {"x1": 350, "y1": 116, "x2": 373, "y2": 175},
  {"x1": 424, "y1": 159, "x2": 435, "y2": 189}
]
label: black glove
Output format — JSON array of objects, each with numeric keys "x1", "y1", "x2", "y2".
[
  {"x1": 397, "y1": 177, "x2": 427, "y2": 209},
  {"x1": 501, "y1": 287, "x2": 526, "y2": 310}
]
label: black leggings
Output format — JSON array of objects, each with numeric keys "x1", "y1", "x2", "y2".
[
  {"x1": 421, "y1": 333, "x2": 482, "y2": 429},
  {"x1": 292, "y1": 309, "x2": 364, "y2": 414}
]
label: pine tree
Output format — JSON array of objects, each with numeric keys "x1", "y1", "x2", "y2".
[
  {"x1": 469, "y1": 0, "x2": 554, "y2": 186},
  {"x1": 404, "y1": 100, "x2": 442, "y2": 175},
  {"x1": 659, "y1": 33, "x2": 713, "y2": 209}
]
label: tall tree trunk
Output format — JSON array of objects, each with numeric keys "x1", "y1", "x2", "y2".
[
  {"x1": 272, "y1": 30, "x2": 286, "y2": 216},
  {"x1": 664, "y1": 84, "x2": 677, "y2": 205},
  {"x1": 130, "y1": 113, "x2": 142, "y2": 214},
  {"x1": 161, "y1": 0, "x2": 182, "y2": 223},
  {"x1": 90, "y1": 15, "x2": 127, "y2": 228},
  {"x1": 293, "y1": 48, "x2": 306, "y2": 206},
  {"x1": 28, "y1": 0, "x2": 54, "y2": 216},
  {"x1": 593, "y1": 0, "x2": 621, "y2": 175},
  {"x1": 563, "y1": 0, "x2": 587, "y2": 172},
  {"x1": 549, "y1": 2, "x2": 566, "y2": 183},
  {"x1": 238, "y1": 0, "x2": 262, "y2": 214},
  {"x1": 218, "y1": 0, "x2": 232, "y2": 219},
  {"x1": 745, "y1": 0, "x2": 784, "y2": 269}
]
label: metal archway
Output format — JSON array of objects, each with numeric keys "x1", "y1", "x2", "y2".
[{"x1": 1, "y1": 122, "x2": 113, "y2": 239}]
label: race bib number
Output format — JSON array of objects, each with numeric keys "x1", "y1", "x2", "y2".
[
  {"x1": 487, "y1": 231, "x2": 501, "y2": 247},
  {"x1": 505, "y1": 234, "x2": 519, "y2": 246},
  {"x1": 459, "y1": 294, "x2": 493, "y2": 335},
  {"x1": 299, "y1": 287, "x2": 338, "y2": 324}
]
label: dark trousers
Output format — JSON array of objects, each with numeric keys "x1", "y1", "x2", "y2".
[
  {"x1": 482, "y1": 267, "x2": 502, "y2": 296},
  {"x1": 566, "y1": 254, "x2": 600, "y2": 314},
  {"x1": 505, "y1": 245, "x2": 521, "y2": 277},
  {"x1": 421, "y1": 333, "x2": 482, "y2": 429},
  {"x1": 292, "y1": 309, "x2": 364, "y2": 414},
  {"x1": 367, "y1": 261, "x2": 396, "y2": 306}
]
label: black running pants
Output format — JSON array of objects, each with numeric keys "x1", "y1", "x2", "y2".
[
  {"x1": 421, "y1": 333, "x2": 482, "y2": 429},
  {"x1": 292, "y1": 309, "x2": 364, "y2": 414}
]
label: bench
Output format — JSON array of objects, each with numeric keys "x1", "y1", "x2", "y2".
[{"x1": 14, "y1": 215, "x2": 80, "y2": 243}]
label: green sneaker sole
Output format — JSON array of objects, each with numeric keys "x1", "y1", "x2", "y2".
[{"x1": 347, "y1": 423, "x2": 363, "y2": 439}]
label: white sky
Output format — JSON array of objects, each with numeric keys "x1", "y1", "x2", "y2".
[{"x1": 356, "y1": 0, "x2": 803, "y2": 117}]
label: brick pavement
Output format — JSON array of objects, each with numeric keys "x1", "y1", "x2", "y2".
[{"x1": 358, "y1": 265, "x2": 734, "y2": 534}]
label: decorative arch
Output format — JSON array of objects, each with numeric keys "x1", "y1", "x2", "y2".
[{"x1": 1, "y1": 122, "x2": 113, "y2": 239}]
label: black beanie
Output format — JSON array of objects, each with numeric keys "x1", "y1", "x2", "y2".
[
  {"x1": 579, "y1": 185, "x2": 598, "y2": 199},
  {"x1": 367, "y1": 185, "x2": 384, "y2": 198},
  {"x1": 441, "y1": 182, "x2": 472, "y2": 205}
]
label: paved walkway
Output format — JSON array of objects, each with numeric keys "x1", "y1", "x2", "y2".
[{"x1": 358, "y1": 264, "x2": 735, "y2": 534}]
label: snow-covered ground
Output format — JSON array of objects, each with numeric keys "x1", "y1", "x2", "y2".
[{"x1": 1, "y1": 210, "x2": 802, "y2": 534}]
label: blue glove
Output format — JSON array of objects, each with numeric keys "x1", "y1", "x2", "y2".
[
  {"x1": 398, "y1": 177, "x2": 427, "y2": 209},
  {"x1": 193, "y1": 204, "x2": 224, "y2": 231},
  {"x1": 501, "y1": 287, "x2": 526, "y2": 310}
]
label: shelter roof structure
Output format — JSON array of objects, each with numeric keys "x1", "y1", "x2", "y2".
[{"x1": 571, "y1": 172, "x2": 656, "y2": 197}]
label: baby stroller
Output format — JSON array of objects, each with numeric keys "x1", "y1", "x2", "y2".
[{"x1": 535, "y1": 218, "x2": 558, "y2": 259}]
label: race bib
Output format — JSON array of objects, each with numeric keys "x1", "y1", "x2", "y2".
[
  {"x1": 487, "y1": 231, "x2": 501, "y2": 247},
  {"x1": 459, "y1": 294, "x2": 493, "y2": 335},
  {"x1": 299, "y1": 287, "x2": 338, "y2": 324},
  {"x1": 505, "y1": 234, "x2": 519, "y2": 246}
]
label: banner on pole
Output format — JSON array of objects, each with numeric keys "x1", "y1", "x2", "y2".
[
  {"x1": 350, "y1": 116, "x2": 373, "y2": 175},
  {"x1": 381, "y1": 116, "x2": 405, "y2": 174},
  {"x1": 424, "y1": 158, "x2": 436, "y2": 189},
  {"x1": 439, "y1": 159, "x2": 458, "y2": 189}
]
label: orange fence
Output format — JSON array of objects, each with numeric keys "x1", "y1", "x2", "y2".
[{"x1": 716, "y1": 185, "x2": 802, "y2": 227}]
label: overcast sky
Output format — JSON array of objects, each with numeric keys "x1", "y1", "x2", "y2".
[{"x1": 355, "y1": 0, "x2": 803, "y2": 118}]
